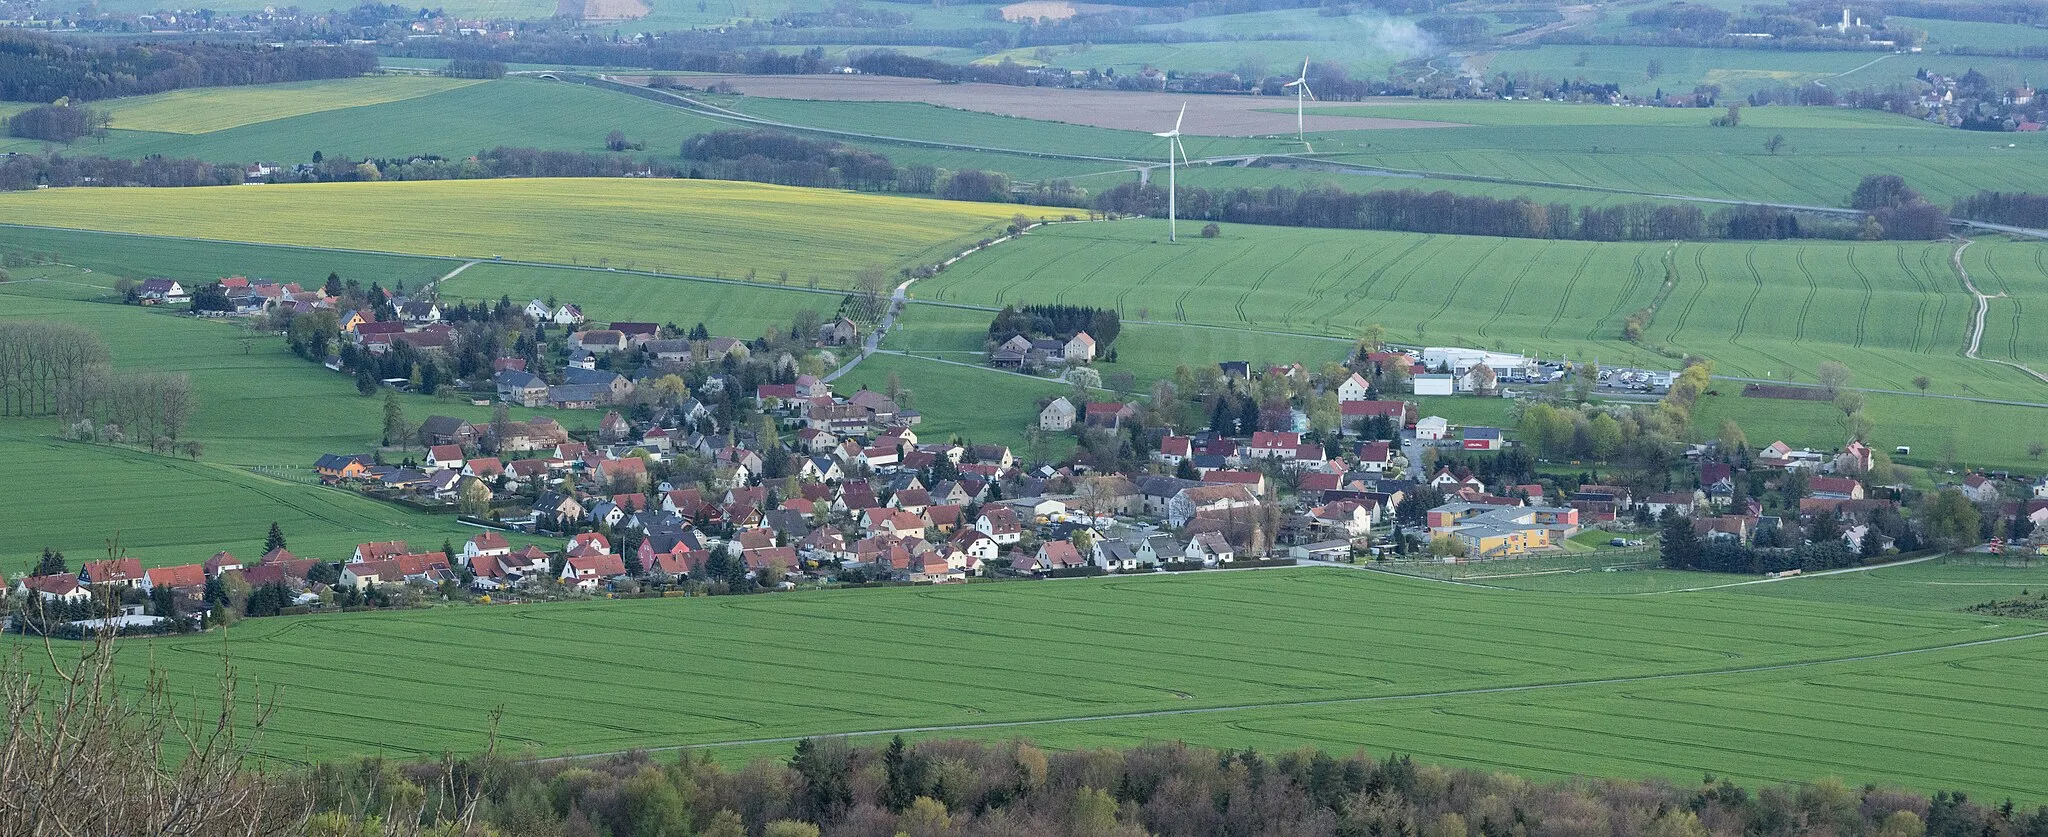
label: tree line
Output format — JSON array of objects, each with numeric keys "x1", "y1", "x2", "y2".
[
  {"x1": 986, "y1": 303, "x2": 1122, "y2": 347},
  {"x1": 0, "y1": 152, "x2": 248, "y2": 191},
  {"x1": 0, "y1": 30, "x2": 376, "y2": 103},
  {"x1": 5, "y1": 103, "x2": 109, "y2": 143},
  {"x1": 0, "y1": 322, "x2": 195, "y2": 448},
  {"x1": 676, "y1": 129, "x2": 1085, "y2": 206},
  {"x1": 191, "y1": 732, "x2": 2048, "y2": 836},
  {"x1": 1095, "y1": 181, "x2": 1943, "y2": 241},
  {"x1": 1951, "y1": 189, "x2": 2048, "y2": 228}
]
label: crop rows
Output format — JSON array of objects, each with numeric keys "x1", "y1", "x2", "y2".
[
  {"x1": 0, "y1": 179, "x2": 1022, "y2": 290},
  {"x1": 69, "y1": 568, "x2": 2043, "y2": 800}
]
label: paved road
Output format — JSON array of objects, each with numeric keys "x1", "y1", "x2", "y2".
[{"x1": 534, "y1": 624, "x2": 2048, "y2": 762}]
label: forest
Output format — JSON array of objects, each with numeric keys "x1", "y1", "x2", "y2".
[
  {"x1": 0, "y1": 30, "x2": 377, "y2": 103},
  {"x1": 1951, "y1": 190, "x2": 2048, "y2": 228}
]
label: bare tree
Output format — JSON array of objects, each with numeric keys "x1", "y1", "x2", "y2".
[{"x1": 0, "y1": 624, "x2": 309, "y2": 834}]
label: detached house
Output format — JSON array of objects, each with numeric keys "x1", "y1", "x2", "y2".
[
  {"x1": 1039, "y1": 397, "x2": 1076, "y2": 432},
  {"x1": 560, "y1": 554, "x2": 628, "y2": 591},
  {"x1": 137, "y1": 279, "x2": 188, "y2": 304}
]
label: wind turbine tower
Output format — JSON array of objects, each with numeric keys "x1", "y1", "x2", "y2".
[
  {"x1": 1282, "y1": 56, "x2": 1316, "y2": 142},
  {"x1": 1152, "y1": 103, "x2": 1189, "y2": 243}
]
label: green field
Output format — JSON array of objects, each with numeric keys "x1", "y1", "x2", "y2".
[
  {"x1": 0, "y1": 276, "x2": 570, "y2": 570},
  {"x1": 0, "y1": 179, "x2": 1026, "y2": 289},
  {"x1": 922, "y1": 221, "x2": 2048, "y2": 395},
  {"x1": 0, "y1": 78, "x2": 1119, "y2": 185},
  {"x1": 1689, "y1": 389, "x2": 2048, "y2": 472},
  {"x1": 902, "y1": 220, "x2": 2048, "y2": 464},
  {"x1": 0, "y1": 423, "x2": 504, "y2": 573},
  {"x1": 102, "y1": 76, "x2": 485, "y2": 134},
  {"x1": 437, "y1": 263, "x2": 848, "y2": 339},
  {"x1": 60, "y1": 566, "x2": 2048, "y2": 801},
  {"x1": 0, "y1": 276, "x2": 599, "y2": 465},
  {"x1": 831, "y1": 352, "x2": 1077, "y2": 453}
]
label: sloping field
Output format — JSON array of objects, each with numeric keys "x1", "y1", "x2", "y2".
[
  {"x1": 0, "y1": 179, "x2": 1025, "y2": 289},
  {"x1": 660, "y1": 75, "x2": 1464, "y2": 135},
  {"x1": 102, "y1": 76, "x2": 485, "y2": 134},
  {"x1": 923, "y1": 221, "x2": 2048, "y2": 400},
  {"x1": 76, "y1": 568, "x2": 2048, "y2": 800},
  {"x1": 0, "y1": 424, "x2": 502, "y2": 572},
  {"x1": 0, "y1": 275, "x2": 596, "y2": 467},
  {"x1": 438, "y1": 263, "x2": 847, "y2": 340}
]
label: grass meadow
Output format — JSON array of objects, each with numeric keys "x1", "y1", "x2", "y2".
[
  {"x1": 0, "y1": 277, "x2": 602, "y2": 467},
  {"x1": 437, "y1": 263, "x2": 847, "y2": 340},
  {"x1": 56, "y1": 567, "x2": 2048, "y2": 800},
  {"x1": 830, "y1": 353, "x2": 1077, "y2": 454},
  {"x1": 101, "y1": 76, "x2": 485, "y2": 134},
  {"x1": 0, "y1": 179, "x2": 1026, "y2": 289},
  {"x1": 0, "y1": 423, "x2": 505, "y2": 573}
]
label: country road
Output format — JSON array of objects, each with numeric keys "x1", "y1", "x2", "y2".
[
  {"x1": 535, "y1": 624, "x2": 2048, "y2": 763},
  {"x1": 1950, "y1": 237, "x2": 2048, "y2": 385}
]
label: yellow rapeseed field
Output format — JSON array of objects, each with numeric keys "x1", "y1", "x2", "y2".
[
  {"x1": 0, "y1": 179, "x2": 1026, "y2": 287},
  {"x1": 103, "y1": 76, "x2": 485, "y2": 134}
]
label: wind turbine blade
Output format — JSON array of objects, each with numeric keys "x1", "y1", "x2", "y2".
[
  {"x1": 1174, "y1": 102, "x2": 1186, "y2": 134},
  {"x1": 1282, "y1": 79, "x2": 1301, "y2": 88},
  {"x1": 1303, "y1": 81, "x2": 1315, "y2": 101},
  {"x1": 1301, "y1": 55, "x2": 1311, "y2": 79}
]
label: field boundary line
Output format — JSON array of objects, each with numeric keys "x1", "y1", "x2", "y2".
[{"x1": 534, "y1": 626, "x2": 2048, "y2": 762}]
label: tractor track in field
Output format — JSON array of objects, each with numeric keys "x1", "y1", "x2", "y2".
[
  {"x1": 1359, "y1": 235, "x2": 1441, "y2": 319},
  {"x1": 1588, "y1": 249, "x2": 1651, "y2": 343},
  {"x1": 536, "y1": 628, "x2": 2048, "y2": 764},
  {"x1": 1480, "y1": 240, "x2": 1544, "y2": 338},
  {"x1": 1282, "y1": 241, "x2": 1376, "y2": 326},
  {"x1": 1729, "y1": 246, "x2": 1763, "y2": 345},
  {"x1": 1113, "y1": 249, "x2": 1191, "y2": 318},
  {"x1": 1422, "y1": 238, "x2": 1504, "y2": 326},
  {"x1": 1917, "y1": 247, "x2": 1948, "y2": 357},
  {"x1": 1666, "y1": 247, "x2": 1710, "y2": 341},
  {"x1": 1317, "y1": 236, "x2": 1432, "y2": 332},
  {"x1": 1844, "y1": 248, "x2": 1873, "y2": 348},
  {"x1": 1172, "y1": 245, "x2": 1262, "y2": 324},
  {"x1": 1537, "y1": 246, "x2": 1595, "y2": 341},
  {"x1": 1236, "y1": 241, "x2": 1314, "y2": 326},
  {"x1": 991, "y1": 240, "x2": 1086, "y2": 308},
  {"x1": 1791, "y1": 246, "x2": 1819, "y2": 343},
  {"x1": 1055, "y1": 244, "x2": 1141, "y2": 308}
]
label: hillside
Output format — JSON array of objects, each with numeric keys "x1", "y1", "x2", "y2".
[{"x1": 0, "y1": 179, "x2": 1029, "y2": 289}]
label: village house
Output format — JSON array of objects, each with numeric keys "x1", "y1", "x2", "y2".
[
  {"x1": 1039, "y1": 397, "x2": 1076, "y2": 432},
  {"x1": 1183, "y1": 532, "x2": 1236, "y2": 566},
  {"x1": 1167, "y1": 484, "x2": 1260, "y2": 529},
  {"x1": 1084, "y1": 402, "x2": 1137, "y2": 430}
]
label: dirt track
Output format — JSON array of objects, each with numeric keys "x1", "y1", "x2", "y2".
[{"x1": 656, "y1": 74, "x2": 1466, "y2": 136}]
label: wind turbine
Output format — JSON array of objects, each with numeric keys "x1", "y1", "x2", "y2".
[
  {"x1": 1282, "y1": 56, "x2": 1315, "y2": 142},
  {"x1": 1152, "y1": 102, "x2": 1189, "y2": 243}
]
